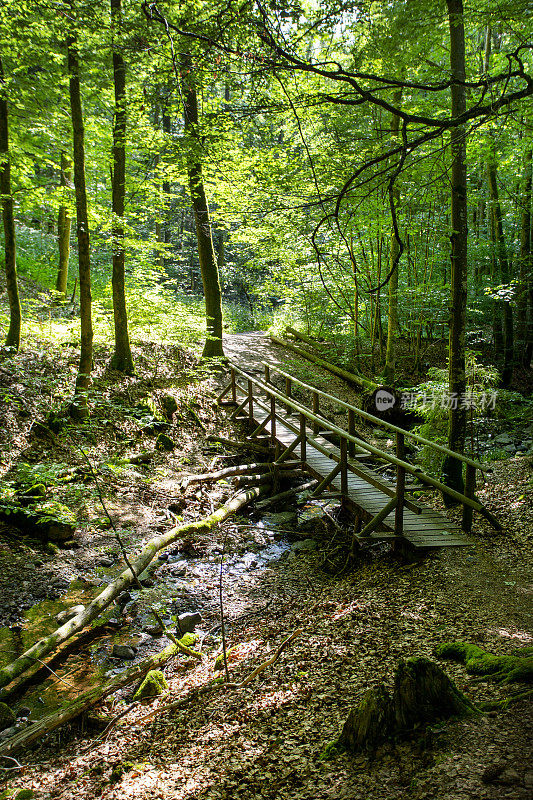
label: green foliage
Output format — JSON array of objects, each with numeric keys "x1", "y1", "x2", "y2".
[{"x1": 409, "y1": 353, "x2": 499, "y2": 475}]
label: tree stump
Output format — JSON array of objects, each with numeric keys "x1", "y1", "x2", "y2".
[{"x1": 339, "y1": 657, "x2": 478, "y2": 754}]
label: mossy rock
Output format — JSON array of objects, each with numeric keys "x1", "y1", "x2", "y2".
[
  {"x1": 214, "y1": 646, "x2": 236, "y2": 671},
  {"x1": 179, "y1": 632, "x2": 199, "y2": 649},
  {"x1": 0, "y1": 702, "x2": 16, "y2": 731},
  {"x1": 156, "y1": 433, "x2": 175, "y2": 452},
  {"x1": 0, "y1": 500, "x2": 75, "y2": 542},
  {"x1": 161, "y1": 394, "x2": 178, "y2": 418},
  {"x1": 14, "y1": 791, "x2": 35, "y2": 800},
  {"x1": 436, "y1": 642, "x2": 533, "y2": 683},
  {"x1": 109, "y1": 761, "x2": 134, "y2": 783},
  {"x1": 16, "y1": 484, "x2": 46, "y2": 504},
  {"x1": 133, "y1": 669, "x2": 168, "y2": 700}
]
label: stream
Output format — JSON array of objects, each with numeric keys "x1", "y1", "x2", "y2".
[{"x1": 0, "y1": 502, "x2": 332, "y2": 730}]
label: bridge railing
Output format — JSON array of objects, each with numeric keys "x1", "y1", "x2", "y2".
[{"x1": 218, "y1": 360, "x2": 497, "y2": 535}]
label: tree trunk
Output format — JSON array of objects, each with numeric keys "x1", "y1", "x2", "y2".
[
  {"x1": 487, "y1": 157, "x2": 513, "y2": 386},
  {"x1": 162, "y1": 104, "x2": 171, "y2": 258},
  {"x1": 517, "y1": 146, "x2": 532, "y2": 367},
  {"x1": 110, "y1": 0, "x2": 134, "y2": 374},
  {"x1": 443, "y1": 0, "x2": 467, "y2": 496},
  {"x1": 67, "y1": 8, "x2": 93, "y2": 419},
  {"x1": 180, "y1": 55, "x2": 224, "y2": 358},
  {"x1": 0, "y1": 56, "x2": 21, "y2": 352},
  {"x1": 383, "y1": 89, "x2": 402, "y2": 382},
  {"x1": 55, "y1": 151, "x2": 72, "y2": 296}
]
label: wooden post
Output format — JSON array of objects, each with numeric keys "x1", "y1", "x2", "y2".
[
  {"x1": 340, "y1": 437, "x2": 348, "y2": 497},
  {"x1": 270, "y1": 394, "x2": 276, "y2": 442},
  {"x1": 348, "y1": 408, "x2": 356, "y2": 457},
  {"x1": 395, "y1": 432, "x2": 405, "y2": 537},
  {"x1": 264, "y1": 364, "x2": 270, "y2": 384},
  {"x1": 285, "y1": 377, "x2": 292, "y2": 413},
  {"x1": 312, "y1": 392, "x2": 320, "y2": 435},
  {"x1": 462, "y1": 464, "x2": 475, "y2": 532},
  {"x1": 300, "y1": 413, "x2": 307, "y2": 464},
  {"x1": 248, "y1": 379, "x2": 253, "y2": 420},
  {"x1": 231, "y1": 368, "x2": 236, "y2": 402}
]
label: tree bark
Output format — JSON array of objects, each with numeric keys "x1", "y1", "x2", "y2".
[
  {"x1": 383, "y1": 90, "x2": 403, "y2": 382},
  {"x1": 443, "y1": 0, "x2": 467, "y2": 496},
  {"x1": 180, "y1": 55, "x2": 224, "y2": 358},
  {"x1": 67, "y1": 6, "x2": 93, "y2": 419},
  {"x1": 55, "y1": 151, "x2": 72, "y2": 297},
  {"x1": 487, "y1": 157, "x2": 514, "y2": 386},
  {"x1": 0, "y1": 56, "x2": 21, "y2": 352},
  {"x1": 110, "y1": 0, "x2": 134, "y2": 374},
  {"x1": 517, "y1": 146, "x2": 532, "y2": 367}
]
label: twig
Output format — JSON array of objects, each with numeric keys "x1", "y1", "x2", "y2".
[
  {"x1": 137, "y1": 628, "x2": 302, "y2": 723},
  {"x1": 34, "y1": 658, "x2": 78, "y2": 691},
  {"x1": 0, "y1": 755, "x2": 23, "y2": 771},
  {"x1": 237, "y1": 629, "x2": 302, "y2": 687}
]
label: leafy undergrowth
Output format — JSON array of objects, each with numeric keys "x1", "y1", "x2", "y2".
[{"x1": 0, "y1": 335, "x2": 532, "y2": 800}]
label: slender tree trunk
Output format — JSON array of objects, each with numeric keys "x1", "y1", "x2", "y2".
[
  {"x1": 55, "y1": 151, "x2": 72, "y2": 296},
  {"x1": 517, "y1": 146, "x2": 532, "y2": 366},
  {"x1": 486, "y1": 157, "x2": 513, "y2": 386},
  {"x1": 67, "y1": 10, "x2": 93, "y2": 418},
  {"x1": 0, "y1": 56, "x2": 21, "y2": 352},
  {"x1": 180, "y1": 55, "x2": 223, "y2": 358},
  {"x1": 110, "y1": 0, "x2": 133, "y2": 374},
  {"x1": 383, "y1": 89, "x2": 402, "y2": 382},
  {"x1": 162, "y1": 105, "x2": 171, "y2": 259},
  {"x1": 443, "y1": 0, "x2": 467, "y2": 494}
]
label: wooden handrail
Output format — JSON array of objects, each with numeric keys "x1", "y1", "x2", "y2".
[
  {"x1": 261, "y1": 361, "x2": 488, "y2": 472},
  {"x1": 228, "y1": 363, "x2": 483, "y2": 513}
]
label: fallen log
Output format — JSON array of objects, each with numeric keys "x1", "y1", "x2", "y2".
[
  {"x1": 255, "y1": 479, "x2": 318, "y2": 510},
  {"x1": 0, "y1": 635, "x2": 193, "y2": 757},
  {"x1": 269, "y1": 333, "x2": 377, "y2": 392},
  {"x1": 285, "y1": 326, "x2": 327, "y2": 348},
  {"x1": 182, "y1": 461, "x2": 301, "y2": 487},
  {"x1": 206, "y1": 435, "x2": 271, "y2": 455},
  {"x1": 0, "y1": 486, "x2": 268, "y2": 694},
  {"x1": 233, "y1": 470, "x2": 301, "y2": 487}
]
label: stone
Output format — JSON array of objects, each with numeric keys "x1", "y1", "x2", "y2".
[
  {"x1": 157, "y1": 552, "x2": 169, "y2": 562},
  {"x1": 16, "y1": 706, "x2": 31, "y2": 719},
  {"x1": 161, "y1": 394, "x2": 178, "y2": 418},
  {"x1": 0, "y1": 702, "x2": 16, "y2": 731},
  {"x1": 297, "y1": 505, "x2": 329, "y2": 532},
  {"x1": 156, "y1": 433, "x2": 175, "y2": 451},
  {"x1": 177, "y1": 611, "x2": 203, "y2": 633},
  {"x1": 112, "y1": 644, "x2": 136, "y2": 660},
  {"x1": 260, "y1": 511, "x2": 297, "y2": 528},
  {"x1": 170, "y1": 562, "x2": 187, "y2": 578},
  {"x1": 140, "y1": 578, "x2": 155, "y2": 588},
  {"x1": 55, "y1": 604, "x2": 85, "y2": 624},
  {"x1": 0, "y1": 725, "x2": 17, "y2": 742},
  {"x1": 97, "y1": 555, "x2": 115, "y2": 567},
  {"x1": 142, "y1": 624, "x2": 164, "y2": 637},
  {"x1": 292, "y1": 538, "x2": 318, "y2": 552},
  {"x1": 133, "y1": 669, "x2": 168, "y2": 700},
  {"x1": 116, "y1": 591, "x2": 132, "y2": 606}
]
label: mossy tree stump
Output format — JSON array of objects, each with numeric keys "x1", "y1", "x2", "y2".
[{"x1": 339, "y1": 657, "x2": 478, "y2": 753}]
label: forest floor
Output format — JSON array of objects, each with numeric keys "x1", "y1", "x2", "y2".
[{"x1": 0, "y1": 331, "x2": 532, "y2": 800}]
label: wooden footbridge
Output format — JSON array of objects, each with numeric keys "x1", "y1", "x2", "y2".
[{"x1": 217, "y1": 360, "x2": 499, "y2": 550}]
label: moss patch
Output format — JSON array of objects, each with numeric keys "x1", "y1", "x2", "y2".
[
  {"x1": 436, "y1": 642, "x2": 533, "y2": 683},
  {"x1": 0, "y1": 701, "x2": 16, "y2": 731},
  {"x1": 133, "y1": 669, "x2": 168, "y2": 700}
]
